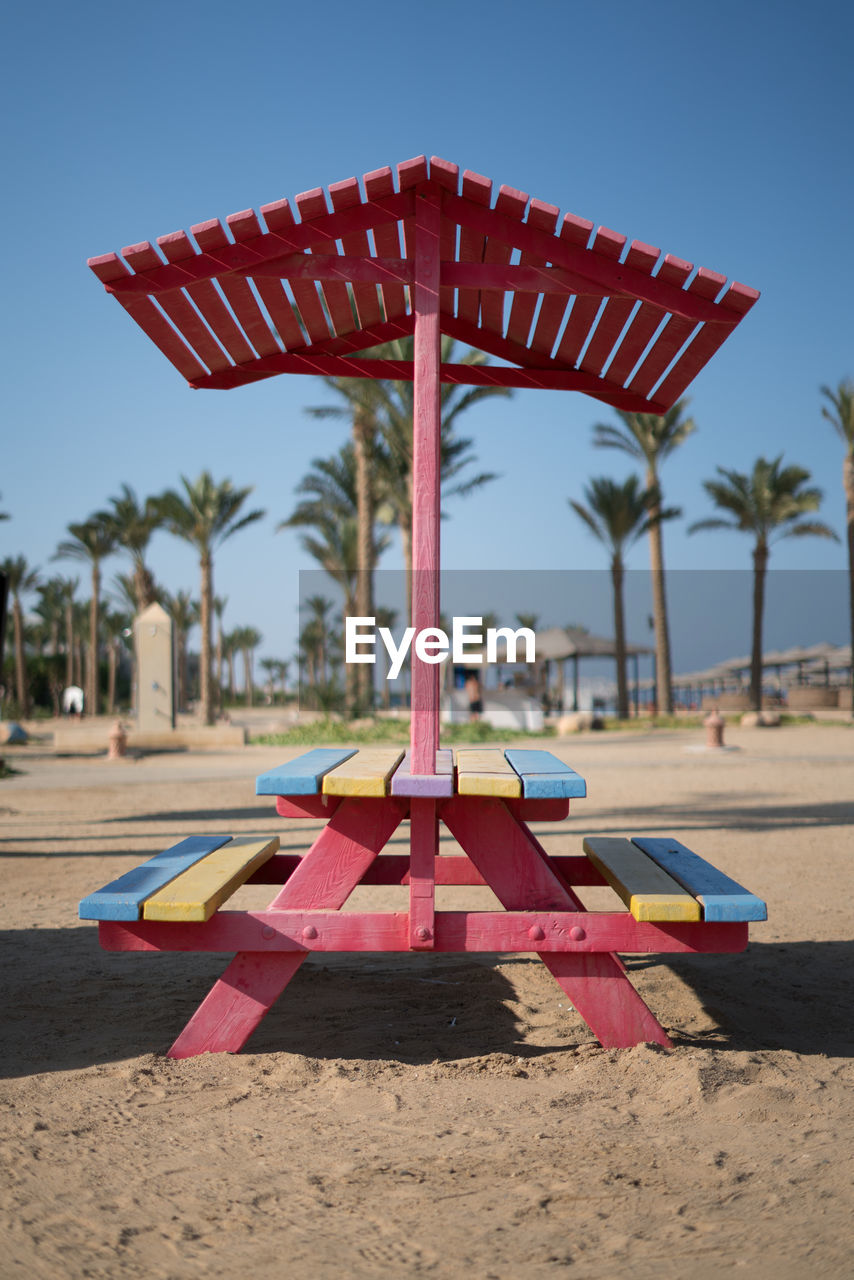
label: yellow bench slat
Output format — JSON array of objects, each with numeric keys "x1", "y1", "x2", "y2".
[
  {"x1": 455, "y1": 748, "x2": 522, "y2": 798},
  {"x1": 321, "y1": 747, "x2": 406, "y2": 796},
  {"x1": 143, "y1": 836, "x2": 280, "y2": 922},
  {"x1": 583, "y1": 836, "x2": 702, "y2": 922}
]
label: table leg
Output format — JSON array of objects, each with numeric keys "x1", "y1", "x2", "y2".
[
  {"x1": 440, "y1": 796, "x2": 671, "y2": 1049},
  {"x1": 168, "y1": 798, "x2": 407, "y2": 1057}
]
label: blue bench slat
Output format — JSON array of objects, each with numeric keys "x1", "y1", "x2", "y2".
[
  {"x1": 503, "y1": 749, "x2": 587, "y2": 799},
  {"x1": 78, "y1": 835, "x2": 233, "y2": 921},
  {"x1": 631, "y1": 836, "x2": 767, "y2": 922},
  {"x1": 255, "y1": 748, "x2": 358, "y2": 796}
]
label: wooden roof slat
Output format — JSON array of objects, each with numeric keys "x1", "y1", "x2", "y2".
[
  {"x1": 555, "y1": 227, "x2": 626, "y2": 366},
  {"x1": 579, "y1": 240, "x2": 660, "y2": 376},
  {"x1": 456, "y1": 170, "x2": 492, "y2": 325},
  {"x1": 442, "y1": 192, "x2": 733, "y2": 326},
  {"x1": 89, "y1": 157, "x2": 758, "y2": 413},
  {"x1": 228, "y1": 210, "x2": 307, "y2": 352},
  {"x1": 480, "y1": 185, "x2": 528, "y2": 336},
  {"x1": 89, "y1": 252, "x2": 209, "y2": 382},
  {"x1": 121, "y1": 241, "x2": 231, "y2": 374},
  {"x1": 329, "y1": 178, "x2": 384, "y2": 330},
  {"x1": 294, "y1": 189, "x2": 356, "y2": 340},
  {"x1": 190, "y1": 316, "x2": 416, "y2": 390},
  {"x1": 430, "y1": 157, "x2": 460, "y2": 314},
  {"x1": 603, "y1": 254, "x2": 694, "y2": 387},
  {"x1": 652, "y1": 280, "x2": 760, "y2": 405},
  {"x1": 505, "y1": 199, "x2": 560, "y2": 348},
  {"x1": 193, "y1": 350, "x2": 660, "y2": 407},
  {"x1": 627, "y1": 266, "x2": 726, "y2": 399},
  {"x1": 261, "y1": 199, "x2": 331, "y2": 345},
  {"x1": 528, "y1": 212, "x2": 593, "y2": 358},
  {"x1": 157, "y1": 230, "x2": 257, "y2": 366},
  {"x1": 363, "y1": 166, "x2": 408, "y2": 321},
  {"x1": 191, "y1": 219, "x2": 282, "y2": 359}
]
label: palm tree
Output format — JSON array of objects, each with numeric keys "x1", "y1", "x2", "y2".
[
  {"x1": 689, "y1": 456, "x2": 838, "y2": 710},
  {"x1": 102, "y1": 609, "x2": 131, "y2": 714},
  {"x1": 821, "y1": 379, "x2": 854, "y2": 715},
  {"x1": 0, "y1": 556, "x2": 40, "y2": 715},
  {"x1": 309, "y1": 337, "x2": 504, "y2": 623},
  {"x1": 160, "y1": 589, "x2": 199, "y2": 711},
  {"x1": 570, "y1": 477, "x2": 674, "y2": 719},
  {"x1": 99, "y1": 484, "x2": 163, "y2": 611},
  {"x1": 281, "y1": 448, "x2": 390, "y2": 715},
  {"x1": 157, "y1": 473, "x2": 265, "y2": 725},
  {"x1": 0, "y1": 494, "x2": 9, "y2": 522},
  {"x1": 213, "y1": 595, "x2": 228, "y2": 711},
  {"x1": 55, "y1": 518, "x2": 117, "y2": 715},
  {"x1": 592, "y1": 401, "x2": 696, "y2": 714},
  {"x1": 233, "y1": 625, "x2": 262, "y2": 705}
]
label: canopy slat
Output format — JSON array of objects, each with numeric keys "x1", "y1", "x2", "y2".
[{"x1": 88, "y1": 155, "x2": 758, "y2": 412}]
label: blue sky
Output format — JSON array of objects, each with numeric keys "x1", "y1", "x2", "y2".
[{"x1": 2, "y1": 0, "x2": 851, "y2": 676}]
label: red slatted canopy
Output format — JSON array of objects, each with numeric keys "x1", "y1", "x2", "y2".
[{"x1": 88, "y1": 155, "x2": 758, "y2": 414}]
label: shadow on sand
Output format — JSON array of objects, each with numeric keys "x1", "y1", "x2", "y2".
[{"x1": 2, "y1": 926, "x2": 851, "y2": 1079}]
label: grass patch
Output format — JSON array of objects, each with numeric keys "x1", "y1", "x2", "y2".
[{"x1": 252, "y1": 717, "x2": 555, "y2": 748}]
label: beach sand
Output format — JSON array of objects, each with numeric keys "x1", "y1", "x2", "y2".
[{"x1": 1, "y1": 722, "x2": 852, "y2": 1278}]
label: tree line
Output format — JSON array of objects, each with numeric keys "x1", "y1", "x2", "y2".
[
  {"x1": 3, "y1": 366, "x2": 852, "y2": 723},
  {"x1": 1, "y1": 473, "x2": 278, "y2": 723}
]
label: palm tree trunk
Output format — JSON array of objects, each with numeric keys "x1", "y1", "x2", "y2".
[
  {"x1": 64, "y1": 599, "x2": 74, "y2": 688},
  {"x1": 750, "y1": 542, "x2": 768, "y2": 711},
  {"x1": 611, "y1": 556, "x2": 629, "y2": 720},
  {"x1": 199, "y1": 552, "x2": 213, "y2": 725},
  {"x1": 107, "y1": 641, "x2": 117, "y2": 714},
  {"x1": 244, "y1": 648, "x2": 253, "y2": 706},
  {"x1": 88, "y1": 565, "x2": 100, "y2": 715},
  {"x1": 647, "y1": 486, "x2": 674, "y2": 716},
  {"x1": 12, "y1": 596, "x2": 28, "y2": 716},
  {"x1": 845, "y1": 454, "x2": 854, "y2": 720},
  {"x1": 215, "y1": 622, "x2": 224, "y2": 712}
]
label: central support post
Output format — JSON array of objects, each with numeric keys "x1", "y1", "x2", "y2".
[{"x1": 410, "y1": 186, "x2": 442, "y2": 776}]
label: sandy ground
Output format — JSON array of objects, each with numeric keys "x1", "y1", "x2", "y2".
[{"x1": 1, "y1": 721, "x2": 852, "y2": 1279}]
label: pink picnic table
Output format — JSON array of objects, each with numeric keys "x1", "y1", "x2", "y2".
[{"x1": 82, "y1": 156, "x2": 764, "y2": 1056}]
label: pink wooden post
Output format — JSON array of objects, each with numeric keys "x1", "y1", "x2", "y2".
[{"x1": 410, "y1": 186, "x2": 442, "y2": 775}]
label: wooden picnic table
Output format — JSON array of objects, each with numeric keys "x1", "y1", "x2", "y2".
[
  {"x1": 82, "y1": 156, "x2": 763, "y2": 1057},
  {"x1": 80, "y1": 745, "x2": 766, "y2": 1057}
]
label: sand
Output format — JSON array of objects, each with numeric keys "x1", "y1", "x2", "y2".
[{"x1": 1, "y1": 722, "x2": 852, "y2": 1279}]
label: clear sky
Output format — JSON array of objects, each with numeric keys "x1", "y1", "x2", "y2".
[{"x1": 2, "y1": 0, "x2": 851, "y2": 677}]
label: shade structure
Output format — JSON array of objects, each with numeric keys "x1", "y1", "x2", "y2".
[
  {"x1": 88, "y1": 154, "x2": 759, "y2": 771},
  {"x1": 88, "y1": 155, "x2": 759, "y2": 416}
]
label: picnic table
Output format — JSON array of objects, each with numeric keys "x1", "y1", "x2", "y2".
[
  {"x1": 80, "y1": 744, "x2": 766, "y2": 1057},
  {"x1": 82, "y1": 156, "x2": 763, "y2": 1056}
]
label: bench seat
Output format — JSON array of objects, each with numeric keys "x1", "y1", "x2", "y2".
[
  {"x1": 79, "y1": 835, "x2": 279, "y2": 922},
  {"x1": 583, "y1": 835, "x2": 767, "y2": 923}
]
